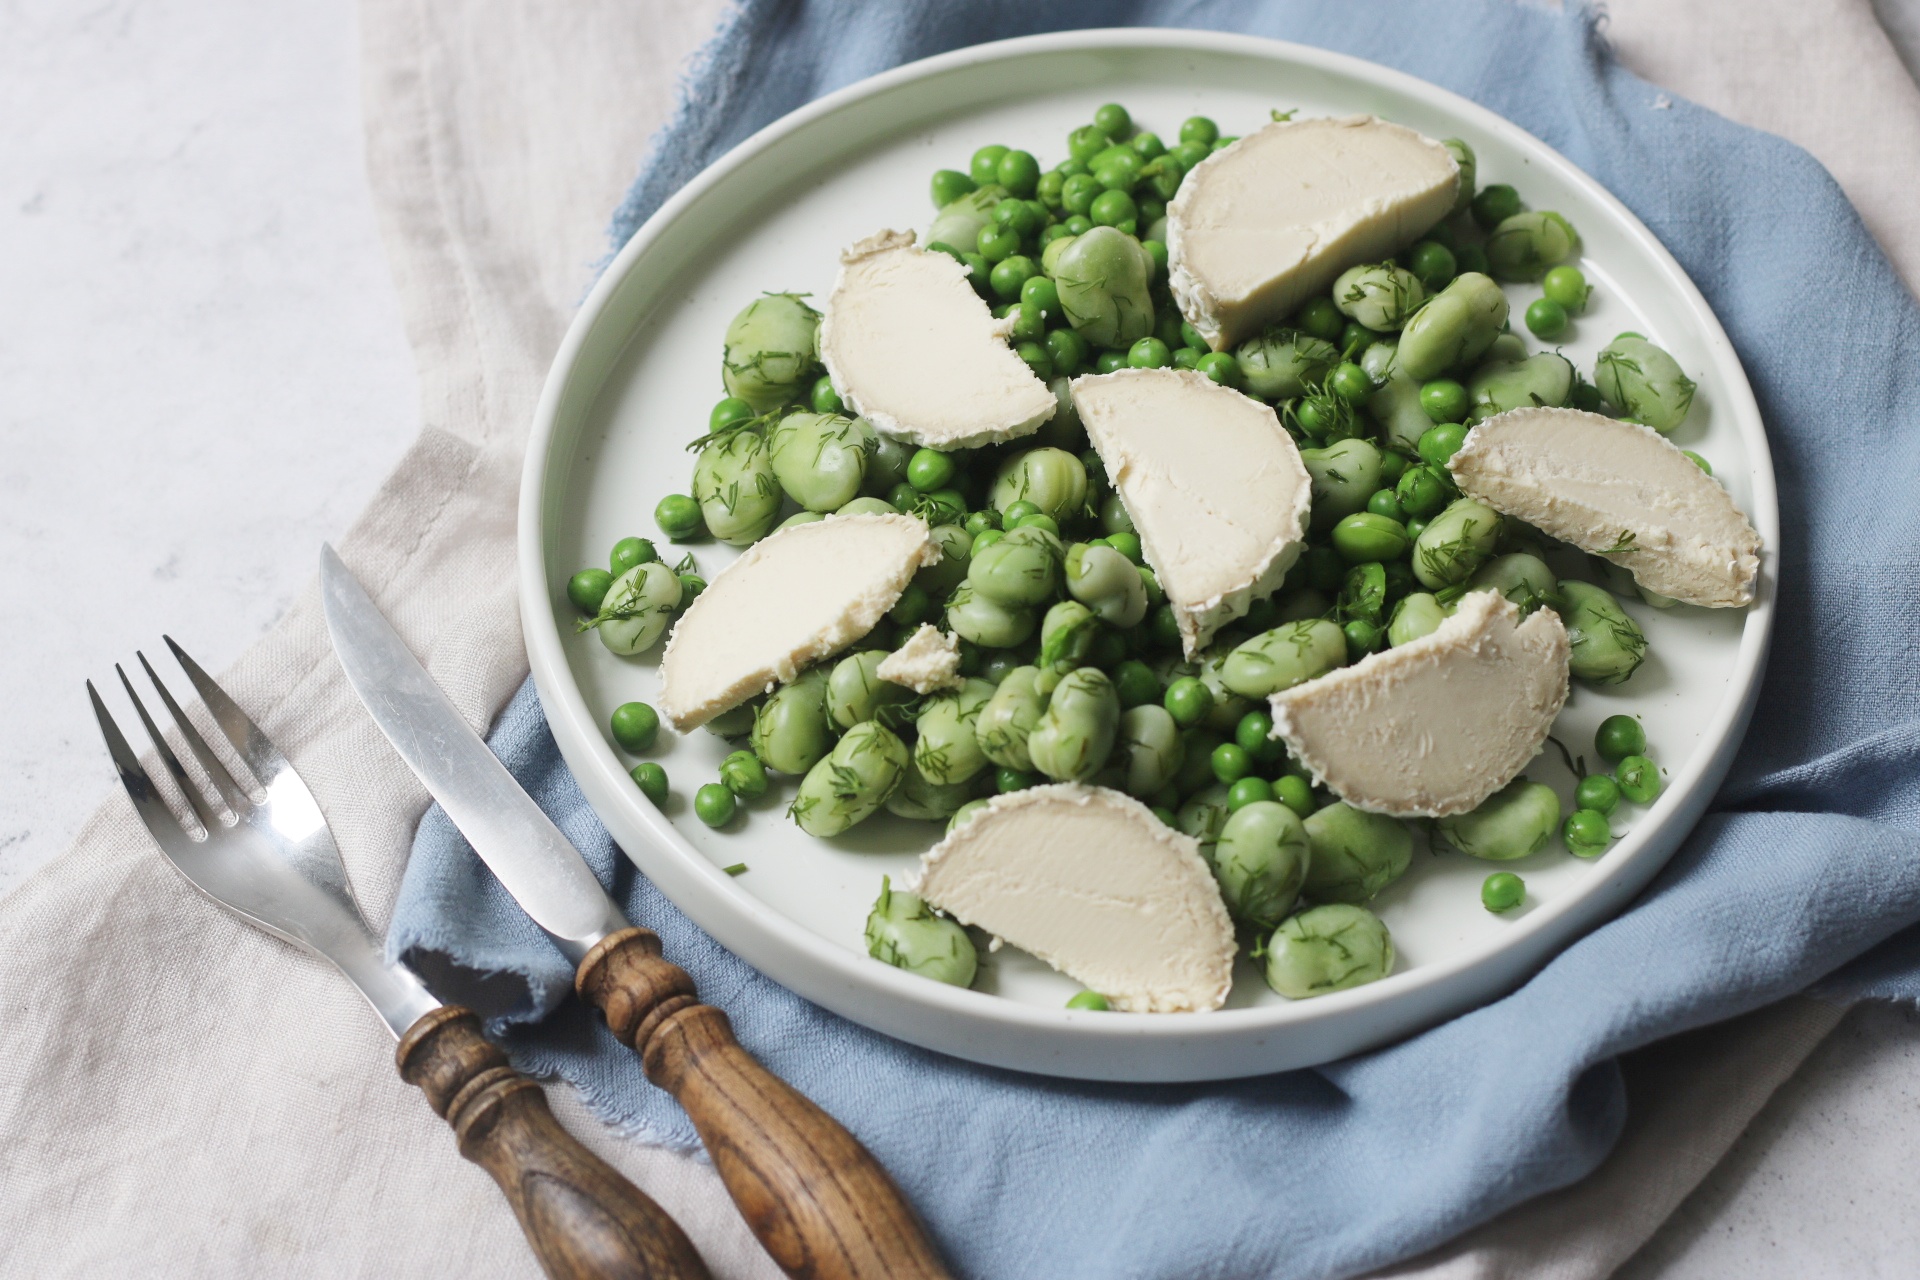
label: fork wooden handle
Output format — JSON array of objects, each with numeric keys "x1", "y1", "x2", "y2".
[
  {"x1": 576, "y1": 928, "x2": 951, "y2": 1280},
  {"x1": 398, "y1": 1005, "x2": 711, "y2": 1280}
]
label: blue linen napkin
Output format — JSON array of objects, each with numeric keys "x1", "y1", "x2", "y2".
[{"x1": 390, "y1": 2, "x2": 1920, "y2": 1276}]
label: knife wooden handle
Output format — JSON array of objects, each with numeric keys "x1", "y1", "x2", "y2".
[
  {"x1": 398, "y1": 1005, "x2": 712, "y2": 1280},
  {"x1": 576, "y1": 928, "x2": 950, "y2": 1280}
]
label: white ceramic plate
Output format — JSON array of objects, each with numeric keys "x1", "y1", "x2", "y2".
[{"x1": 521, "y1": 29, "x2": 1777, "y2": 1082}]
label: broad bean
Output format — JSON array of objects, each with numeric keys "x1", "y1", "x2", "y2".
[
  {"x1": 1559, "y1": 580, "x2": 1648, "y2": 685},
  {"x1": 1236, "y1": 329, "x2": 1339, "y2": 400},
  {"x1": 1051, "y1": 227, "x2": 1156, "y2": 349},
  {"x1": 1065, "y1": 542, "x2": 1148, "y2": 626},
  {"x1": 721, "y1": 293, "x2": 820, "y2": 412},
  {"x1": 692, "y1": 430, "x2": 782, "y2": 546},
  {"x1": 769, "y1": 412, "x2": 872, "y2": 511},
  {"x1": 1437, "y1": 778, "x2": 1561, "y2": 860},
  {"x1": 1594, "y1": 334, "x2": 1696, "y2": 433},
  {"x1": 916, "y1": 523, "x2": 974, "y2": 598},
  {"x1": 989, "y1": 447, "x2": 1088, "y2": 524},
  {"x1": 1443, "y1": 138, "x2": 1477, "y2": 215},
  {"x1": 976, "y1": 666, "x2": 1047, "y2": 770},
  {"x1": 1220, "y1": 620, "x2": 1347, "y2": 698},
  {"x1": 1264, "y1": 904, "x2": 1394, "y2": 998},
  {"x1": 1299, "y1": 437, "x2": 1383, "y2": 532},
  {"x1": 862, "y1": 432, "x2": 914, "y2": 496},
  {"x1": 1026, "y1": 667, "x2": 1121, "y2": 781},
  {"x1": 586, "y1": 561, "x2": 683, "y2": 655},
  {"x1": 1395, "y1": 272, "x2": 1509, "y2": 381},
  {"x1": 966, "y1": 524, "x2": 1064, "y2": 609},
  {"x1": 1214, "y1": 801, "x2": 1310, "y2": 930},
  {"x1": 1484, "y1": 211, "x2": 1579, "y2": 283},
  {"x1": 827, "y1": 649, "x2": 916, "y2": 728},
  {"x1": 1466, "y1": 352, "x2": 1573, "y2": 421},
  {"x1": 885, "y1": 756, "x2": 976, "y2": 821},
  {"x1": 1177, "y1": 783, "x2": 1233, "y2": 853},
  {"x1": 945, "y1": 581, "x2": 1037, "y2": 649},
  {"x1": 792, "y1": 721, "x2": 909, "y2": 837},
  {"x1": 1302, "y1": 802, "x2": 1414, "y2": 903},
  {"x1": 865, "y1": 877, "x2": 977, "y2": 987},
  {"x1": 1361, "y1": 344, "x2": 1434, "y2": 453},
  {"x1": 1387, "y1": 592, "x2": 1451, "y2": 646},
  {"x1": 1469, "y1": 552, "x2": 1557, "y2": 614},
  {"x1": 927, "y1": 184, "x2": 1008, "y2": 259},
  {"x1": 1117, "y1": 704, "x2": 1185, "y2": 798},
  {"x1": 1411, "y1": 498, "x2": 1502, "y2": 589},
  {"x1": 751, "y1": 665, "x2": 835, "y2": 774},
  {"x1": 913, "y1": 678, "x2": 996, "y2": 786},
  {"x1": 1333, "y1": 264, "x2": 1427, "y2": 331}
]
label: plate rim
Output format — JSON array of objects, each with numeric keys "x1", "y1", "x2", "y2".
[{"x1": 519, "y1": 26, "x2": 1779, "y2": 1080}]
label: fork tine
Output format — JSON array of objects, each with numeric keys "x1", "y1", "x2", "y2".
[
  {"x1": 137, "y1": 650, "x2": 253, "y2": 811},
  {"x1": 163, "y1": 635, "x2": 289, "y2": 788},
  {"x1": 115, "y1": 663, "x2": 222, "y2": 831},
  {"x1": 89, "y1": 680, "x2": 200, "y2": 845}
]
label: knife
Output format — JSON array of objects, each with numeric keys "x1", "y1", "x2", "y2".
[{"x1": 319, "y1": 545, "x2": 950, "y2": 1280}]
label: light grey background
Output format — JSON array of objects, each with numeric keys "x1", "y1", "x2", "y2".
[{"x1": 2, "y1": 1, "x2": 1916, "y2": 1275}]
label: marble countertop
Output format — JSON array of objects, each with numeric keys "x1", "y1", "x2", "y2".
[{"x1": 3, "y1": 2, "x2": 1915, "y2": 1275}]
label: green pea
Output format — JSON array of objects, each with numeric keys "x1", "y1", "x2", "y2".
[
  {"x1": 1176, "y1": 115, "x2": 1217, "y2": 146},
  {"x1": 1417, "y1": 422, "x2": 1469, "y2": 466},
  {"x1": 567, "y1": 568, "x2": 614, "y2": 615},
  {"x1": 1342, "y1": 619, "x2": 1384, "y2": 659},
  {"x1": 692, "y1": 430, "x2": 782, "y2": 546},
  {"x1": 1563, "y1": 807, "x2": 1612, "y2": 857},
  {"x1": 1026, "y1": 667, "x2": 1120, "y2": 781},
  {"x1": 989, "y1": 449, "x2": 1087, "y2": 525},
  {"x1": 1210, "y1": 742, "x2": 1251, "y2": 785},
  {"x1": 1438, "y1": 778, "x2": 1561, "y2": 860},
  {"x1": 994, "y1": 768, "x2": 1034, "y2": 794},
  {"x1": 1471, "y1": 183, "x2": 1522, "y2": 229},
  {"x1": 1594, "y1": 334, "x2": 1697, "y2": 433},
  {"x1": 1116, "y1": 704, "x2": 1185, "y2": 798},
  {"x1": 1466, "y1": 352, "x2": 1574, "y2": 421},
  {"x1": 1396, "y1": 272, "x2": 1510, "y2": 381},
  {"x1": 1595, "y1": 714, "x2": 1646, "y2": 763},
  {"x1": 1066, "y1": 990, "x2": 1110, "y2": 1011},
  {"x1": 1333, "y1": 264, "x2": 1427, "y2": 332},
  {"x1": 719, "y1": 749, "x2": 768, "y2": 800},
  {"x1": 1264, "y1": 903, "x2": 1394, "y2": 998},
  {"x1": 968, "y1": 144, "x2": 1009, "y2": 186},
  {"x1": 1485, "y1": 211, "x2": 1579, "y2": 282},
  {"x1": 583, "y1": 562, "x2": 683, "y2": 656},
  {"x1": 965, "y1": 524, "x2": 1063, "y2": 611},
  {"x1": 750, "y1": 667, "x2": 834, "y2": 775},
  {"x1": 904, "y1": 448, "x2": 955, "y2": 494},
  {"x1": 1684, "y1": 450, "x2": 1712, "y2": 475},
  {"x1": 655, "y1": 493, "x2": 703, "y2": 542},
  {"x1": 629, "y1": 762, "x2": 668, "y2": 807},
  {"x1": 1063, "y1": 542, "x2": 1148, "y2": 627},
  {"x1": 1390, "y1": 466, "x2": 1447, "y2": 522},
  {"x1": 1419, "y1": 379, "x2": 1469, "y2": 423},
  {"x1": 1274, "y1": 774, "x2": 1315, "y2": 818},
  {"x1": 607, "y1": 537, "x2": 654, "y2": 578},
  {"x1": 1067, "y1": 123, "x2": 1112, "y2": 164},
  {"x1": 1559, "y1": 580, "x2": 1648, "y2": 685},
  {"x1": 930, "y1": 168, "x2": 976, "y2": 209},
  {"x1": 1220, "y1": 619, "x2": 1347, "y2": 698},
  {"x1": 1364, "y1": 488, "x2": 1405, "y2": 522},
  {"x1": 792, "y1": 721, "x2": 909, "y2": 837},
  {"x1": 1093, "y1": 350, "x2": 1127, "y2": 374},
  {"x1": 1298, "y1": 437, "x2": 1383, "y2": 533},
  {"x1": 1089, "y1": 187, "x2": 1138, "y2": 229},
  {"x1": 1542, "y1": 265, "x2": 1590, "y2": 312},
  {"x1": 1156, "y1": 675, "x2": 1206, "y2": 726},
  {"x1": 826, "y1": 649, "x2": 915, "y2": 729},
  {"x1": 1212, "y1": 801, "x2": 1310, "y2": 929},
  {"x1": 1468, "y1": 552, "x2": 1556, "y2": 614},
  {"x1": 694, "y1": 782, "x2": 736, "y2": 828},
  {"x1": 1442, "y1": 137, "x2": 1477, "y2": 213},
  {"x1": 1051, "y1": 227, "x2": 1156, "y2": 349},
  {"x1": 1615, "y1": 754, "x2": 1662, "y2": 804},
  {"x1": 1233, "y1": 709, "x2": 1275, "y2": 756},
  {"x1": 913, "y1": 678, "x2": 996, "y2": 787},
  {"x1": 1525, "y1": 297, "x2": 1569, "y2": 339},
  {"x1": 1331, "y1": 512, "x2": 1411, "y2": 564},
  {"x1": 1125, "y1": 335, "x2": 1170, "y2": 369},
  {"x1": 1300, "y1": 801, "x2": 1413, "y2": 903},
  {"x1": 1574, "y1": 773, "x2": 1621, "y2": 816},
  {"x1": 610, "y1": 701, "x2": 661, "y2": 753},
  {"x1": 1061, "y1": 171, "x2": 1103, "y2": 217},
  {"x1": 989, "y1": 254, "x2": 1037, "y2": 300},
  {"x1": 866, "y1": 877, "x2": 977, "y2": 987},
  {"x1": 1408, "y1": 239, "x2": 1457, "y2": 290},
  {"x1": 1105, "y1": 530, "x2": 1144, "y2": 564},
  {"x1": 1481, "y1": 872, "x2": 1524, "y2": 913},
  {"x1": 1411, "y1": 498, "x2": 1501, "y2": 589},
  {"x1": 1227, "y1": 777, "x2": 1273, "y2": 810},
  {"x1": 709, "y1": 397, "x2": 756, "y2": 433},
  {"x1": 1106, "y1": 658, "x2": 1156, "y2": 709},
  {"x1": 721, "y1": 293, "x2": 820, "y2": 412},
  {"x1": 768, "y1": 412, "x2": 873, "y2": 512}
]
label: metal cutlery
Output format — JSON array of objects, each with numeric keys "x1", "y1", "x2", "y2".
[
  {"x1": 91, "y1": 638, "x2": 710, "y2": 1280},
  {"x1": 318, "y1": 544, "x2": 950, "y2": 1280}
]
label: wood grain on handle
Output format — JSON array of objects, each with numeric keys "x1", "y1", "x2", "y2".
[
  {"x1": 576, "y1": 928, "x2": 951, "y2": 1280},
  {"x1": 398, "y1": 1006, "x2": 712, "y2": 1280}
]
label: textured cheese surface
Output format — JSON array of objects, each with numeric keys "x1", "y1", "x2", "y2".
[
  {"x1": 1166, "y1": 115, "x2": 1458, "y2": 350},
  {"x1": 875, "y1": 624, "x2": 962, "y2": 693},
  {"x1": 1271, "y1": 591, "x2": 1570, "y2": 818},
  {"x1": 659, "y1": 514, "x2": 937, "y2": 729},
  {"x1": 913, "y1": 784, "x2": 1236, "y2": 1012},
  {"x1": 818, "y1": 230, "x2": 1056, "y2": 448},
  {"x1": 1072, "y1": 368, "x2": 1310, "y2": 657},
  {"x1": 1450, "y1": 407, "x2": 1762, "y2": 608}
]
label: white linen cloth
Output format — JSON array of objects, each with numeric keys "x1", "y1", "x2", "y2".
[{"x1": 0, "y1": 1, "x2": 1912, "y2": 1276}]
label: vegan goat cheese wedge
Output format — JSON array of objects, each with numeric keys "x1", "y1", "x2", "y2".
[
  {"x1": 818, "y1": 230, "x2": 1056, "y2": 448},
  {"x1": 913, "y1": 785, "x2": 1236, "y2": 1012},
  {"x1": 659, "y1": 513, "x2": 938, "y2": 730},
  {"x1": 1449, "y1": 407, "x2": 1762, "y2": 608},
  {"x1": 1270, "y1": 591, "x2": 1570, "y2": 818},
  {"x1": 1166, "y1": 115, "x2": 1459, "y2": 350},
  {"x1": 1072, "y1": 368, "x2": 1310, "y2": 657},
  {"x1": 876, "y1": 624, "x2": 963, "y2": 694}
]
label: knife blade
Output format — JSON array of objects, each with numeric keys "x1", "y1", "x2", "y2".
[{"x1": 318, "y1": 544, "x2": 951, "y2": 1280}]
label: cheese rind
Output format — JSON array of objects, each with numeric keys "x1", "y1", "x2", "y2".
[
  {"x1": 875, "y1": 624, "x2": 963, "y2": 694},
  {"x1": 818, "y1": 230, "x2": 1056, "y2": 448},
  {"x1": 1166, "y1": 115, "x2": 1459, "y2": 350},
  {"x1": 1270, "y1": 591, "x2": 1570, "y2": 818},
  {"x1": 911, "y1": 784, "x2": 1235, "y2": 1012},
  {"x1": 1449, "y1": 407, "x2": 1761, "y2": 608},
  {"x1": 1072, "y1": 368, "x2": 1310, "y2": 657},
  {"x1": 658, "y1": 514, "x2": 938, "y2": 730}
]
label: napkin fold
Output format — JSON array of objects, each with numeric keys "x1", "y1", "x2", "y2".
[{"x1": 391, "y1": 2, "x2": 1920, "y2": 1276}]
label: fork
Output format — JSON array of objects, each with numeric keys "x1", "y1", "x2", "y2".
[{"x1": 90, "y1": 637, "x2": 711, "y2": 1280}]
